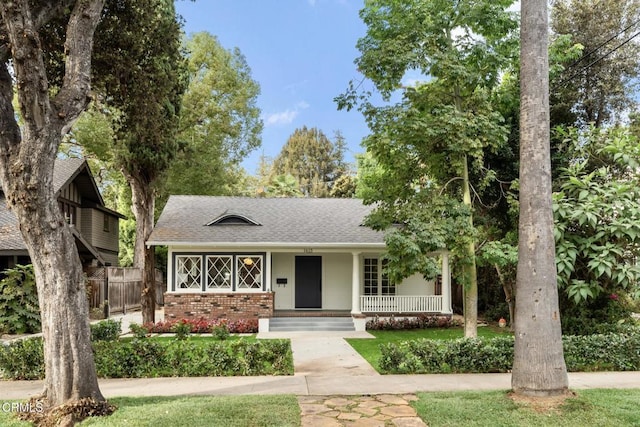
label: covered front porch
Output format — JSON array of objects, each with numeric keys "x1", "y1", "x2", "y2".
[
  {"x1": 265, "y1": 249, "x2": 453, "y2": 331},
  {"x1": 162, "y1": 247, "x2": 453, "y2": 331}
]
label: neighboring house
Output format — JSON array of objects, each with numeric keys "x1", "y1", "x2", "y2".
[
  {"x1": 147, "y1": 196, "x2": 453, "y2": 331},
  {"x1": 0, "y1": 158, "x2": 125, "y2": 271}
]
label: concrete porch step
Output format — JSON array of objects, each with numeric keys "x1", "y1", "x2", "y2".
[{"x1": 269, "y1": 316, "x2": 355, "y2": 332}]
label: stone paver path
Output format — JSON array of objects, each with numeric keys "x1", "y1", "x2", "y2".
[{"x1": 298, "y1": 394, "x2": 427, "y2": 427}]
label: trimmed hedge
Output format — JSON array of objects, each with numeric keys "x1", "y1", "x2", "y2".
[
  {"x1": 92, "y1": 337, "x2": 292, "y2": 378},
  {"x1": 379, "y1": 331, "x2": 640, "y2": 374},
  {"x1": 0, "y1": 335, "x2": 293, "y2": 380},
  {"x1": 0, "y1": 337, "x2": 44, "y2": 380}
]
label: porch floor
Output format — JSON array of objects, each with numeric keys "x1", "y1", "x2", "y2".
[{"x1": 273, "y1": 310, "x2": 351, "y2": 318}]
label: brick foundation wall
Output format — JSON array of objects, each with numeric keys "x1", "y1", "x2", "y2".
[{"x1": 163, "y1": 292, "x2": 274, "y2": 320}]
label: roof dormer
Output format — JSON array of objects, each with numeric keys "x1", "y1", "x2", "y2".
[{"x1": 206, "y1": 211, "x2": 261, "y2": 226}]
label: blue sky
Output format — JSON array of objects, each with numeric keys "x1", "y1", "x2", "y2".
[{"x1": 175, "y1": 0, "x2": 371, "y2": 174}]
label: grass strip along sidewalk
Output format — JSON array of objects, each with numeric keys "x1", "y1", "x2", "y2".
[{"x1": 1, "y1": 389, "x2": 639, "y2": 426}]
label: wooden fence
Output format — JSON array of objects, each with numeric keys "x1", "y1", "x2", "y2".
[{"x1": 88, "y1": 267, "x2": 164, "y2": 315}]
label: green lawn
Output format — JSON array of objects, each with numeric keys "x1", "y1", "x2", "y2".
[
  {"x1": 414, "y1": 389, "x2": 640, "y2": 427},
  {"x1": 0, "y1": 395, "x2": 300, "y2": 427},
  {"x1": 2, "y1": 389, "x2": 639, "y2": 426},
  {"x1": 346, "y1": 327, "x2": 511, "y2": 371}
]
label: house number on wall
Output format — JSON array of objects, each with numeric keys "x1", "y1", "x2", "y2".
[{"x1": 303, "y1": 248, "x2": 313, "y2": 253}]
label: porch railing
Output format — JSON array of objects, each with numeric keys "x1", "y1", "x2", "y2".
[{"x1": 360, "y1": 295, "x2": 443, "y2": 313}]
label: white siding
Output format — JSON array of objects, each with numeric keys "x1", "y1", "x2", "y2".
[
  {"x1": 272, "y1": 253, "x2": 294, "y2": 309},
  {"x1": 397, "y1": 273, "x2": 435, "y2": 295},
  {"x1": 270, "y1": 252, "x2": 353, "y2": 310},
  {"x1": 322, "y1": 253, "x2": 352, "y2": 309}
]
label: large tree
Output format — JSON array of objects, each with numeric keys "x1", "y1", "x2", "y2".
[
  {"x1": 551, "y1": 0, "x2": 640, "y2": 127},
  {"x1": 0, "y1": 0, "x2": 111, "y2": 421},
  {"x1": 271, "y1": 126, "x2": 347, "y2": 197},
  {"x1": 340, "y1": 0, "x2": 518, "y2": 337},
  {"x1": 163, "y1": 32, "x2": 262, "y2": 199},
  {"x1": 512, "y1": 0, "x2": 569, "y2": 396},
  {"x1": 90, "y1": 0, "x2": 187, "y2": 324}
]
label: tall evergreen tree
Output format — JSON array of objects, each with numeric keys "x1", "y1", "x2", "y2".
[
  {"x1": 271, "y1": 126, "x2": 347, "y2": 197},
  {"x1": 91, "y1": 0, "x2": 188, "y2": 324}
]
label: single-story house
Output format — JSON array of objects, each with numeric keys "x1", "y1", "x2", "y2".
[
  {"x1": 0, "y1": 157, "x2": 125, "y2": 271},
  {"x1": 148, "y1": 196, "x2": 453, "y2": 332}
]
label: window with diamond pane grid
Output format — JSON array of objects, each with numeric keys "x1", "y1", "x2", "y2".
[
  {"x1": 207, "y1": 256, "x2": 232, "y2": 289},
  {"x1": 237, "y1": 256, "x2": 263, "y2": 289},
  {"x1": 176, "y1": 256, "x2": 201, "y2": 289}
]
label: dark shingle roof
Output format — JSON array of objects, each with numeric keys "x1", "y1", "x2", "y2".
[
  {"x1": 147, "y1": 196, "x2": 385, "y2": 248},
  {"x1": 0, "y1": 158, "x2": 110, "y2": 251},
  {"x1": 0, "y1": 200, "x2": 24, "y2": 250}
]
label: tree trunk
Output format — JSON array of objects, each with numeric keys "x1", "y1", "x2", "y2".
[
  {"x1": 129, "y1": 174, "x2": 156, "y2": 325},
  {"x1": 495, "y1": 263, "x2": 515, "y2": 331},
  {"x1": 13, "y1": 157, "x2": 104, "y2": 407},
  {"x1": 512, "y1": 0, "x2": 569, "y2": 396},
  {"x1": 462, "y1": 155, "x2": 478, "y2": 338},
  {"x1": 0, "y1": 0, "x2": 108, "y2": 417}
]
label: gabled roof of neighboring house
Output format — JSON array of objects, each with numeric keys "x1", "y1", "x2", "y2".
[
  {"x1": 0, "y1": 158, "x2": 124, "y2": 254},
  {"x1": 147, "y1": 196, "x2": 385, "y2": 248},
  {"x1": 53, "y1": 157, "x2": 102, "y2": 203}
]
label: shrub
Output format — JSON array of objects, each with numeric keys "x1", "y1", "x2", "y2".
[
  {"x1": 0, "y1": 264, "x2": 41, "y2": 334},
  {"x1": 90, "y1": 319, "x2": 122, "y2": 342},
  {"x1": 212, "y1": 324, "x2": 230, "y2": 340},
  {"x1": 366, "y1": 314, "x2": 454, "y2": 331},
  {"x1": 378, "y1": 331, "x2": 640, "y2": 374},
  {"x1": 563, "y1": 331, "x2": 640, "y2": 371},
  {"x1": 92, "y1": 337, "x2": 292, "y2": 378},
  {"x1": 93, "y1": 338, "x2": 167, "y2": 378},
  {"x1": 560, "y1": 293, "x2": 635, "y2": 336},
  {"x1": 0, "y1": 337, "x2": 44, "y2": 380},
  {"x1": 141, "y1": 317, "x2": 259, "y2": 334},
  {"x1": 129, "y1": 323, "x2": 151, "y2": 339},
  {"x1": 171, "y1": 320, "x2": 192, "y2": 340}
]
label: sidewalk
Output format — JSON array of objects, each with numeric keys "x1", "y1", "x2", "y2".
[{"x1": 3, "y1": 371, "x2": 640, "y2": 401}]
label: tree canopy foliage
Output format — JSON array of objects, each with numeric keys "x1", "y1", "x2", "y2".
[
  {"x1": 554, "y1": 126, "x2": 640, "y2": 305},
  {"x1": 551, "y1": 0, "x2": 640, "y2": 127},
  {"x1": 164, "y1": 32, "x2": 262, "y2": 198},
  {"x1": 271, "y1": 126, "x2": 347, "y2": 197},
  {"x1": 339, "y1": 0, "x2": 519, "y2": 337}
]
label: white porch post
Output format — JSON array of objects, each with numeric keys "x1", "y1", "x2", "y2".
[
  {"x1": 351, "y1": 252, "x2": 361, "y2": 315},
  {"x1": 265, "y1": 251, "x2": 272, "y2": 292},
  {"x1": 259, "y1": 251, "x2": 273, "y2": 333},
  {"x1": 441, "y1": 251, "x2": 453, "y2": 314}
]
